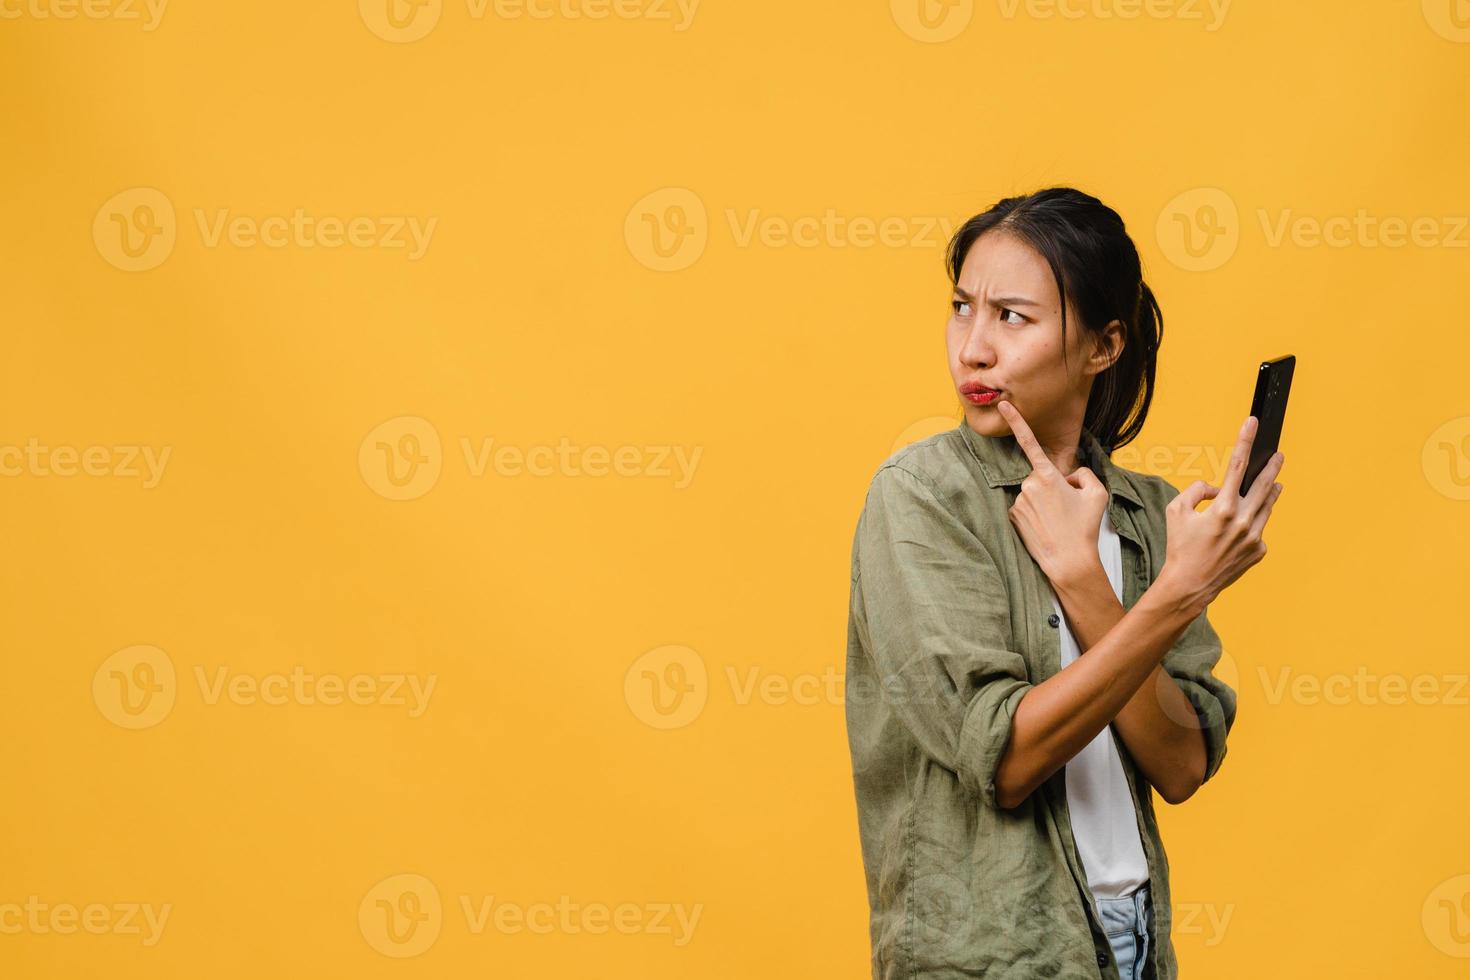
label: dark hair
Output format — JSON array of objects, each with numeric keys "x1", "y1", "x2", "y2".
[{"x1": 944, "y1": 186, "x2": 1162, "y2": 454}]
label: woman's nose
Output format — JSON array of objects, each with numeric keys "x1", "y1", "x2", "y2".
[{"x1": 960, "y1": 320, "x2": 996, "y2": 367}]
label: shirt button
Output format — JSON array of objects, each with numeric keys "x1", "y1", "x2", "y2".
[
  {"x1": 1047, "y1": 613, "x2": 1061, "y2": 628},
  {"x1": 1097, "y1": 952, "x2": 1108, "y2": 966}
]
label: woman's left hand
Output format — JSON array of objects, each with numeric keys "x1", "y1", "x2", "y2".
[{"x1": 995, "y1": 399, "x2": 1109, "y2": 587}]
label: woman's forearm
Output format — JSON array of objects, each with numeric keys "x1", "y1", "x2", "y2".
[
  {"x1": 1046, "y1": 566, "x2": 1209, "y2": 803},
  {"x1": 992, "y1": 570, "x2": 1202, "y2": 809}
]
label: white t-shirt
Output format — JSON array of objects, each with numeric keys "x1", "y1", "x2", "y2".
[{"x1": 1048, "y1": 509, "x2": 1150, "y2": 900}]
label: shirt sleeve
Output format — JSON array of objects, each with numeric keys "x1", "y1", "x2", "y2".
[
  {"x1": 1160, "y1": 605, "x2": 1237, "y2": 784},
  {"x1": 852, "y1": 463, "x2": 1033, "y2": 809}
]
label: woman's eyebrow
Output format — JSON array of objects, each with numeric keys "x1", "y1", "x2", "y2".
[{"x1": 952, "y1": 286, "x2": 1042, "y2": 307}]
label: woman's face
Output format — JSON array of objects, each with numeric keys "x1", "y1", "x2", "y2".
[{"x1": 947, "y1": 229, "x2": 1119, "y2": 448}]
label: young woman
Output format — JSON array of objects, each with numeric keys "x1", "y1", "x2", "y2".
[{"x1": 844, "y1": 187, "x2": 1284, "y2": 979}]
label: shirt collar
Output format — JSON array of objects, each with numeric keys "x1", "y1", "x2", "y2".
[{"x1": 958, "y1": 418, "x2": 1144, "y2": 508}]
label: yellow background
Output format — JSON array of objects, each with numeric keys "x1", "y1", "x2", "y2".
[{"x1": 3, "y1": 0, "x2": 1469, "y2": 976}]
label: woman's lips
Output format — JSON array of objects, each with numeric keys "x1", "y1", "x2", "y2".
[{"x1": 963, "y1": 389, "x2": 1002, "y2": 405}]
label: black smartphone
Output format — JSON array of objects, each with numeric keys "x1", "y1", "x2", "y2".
[{"x1": 1241, "y1": 355, "x2": 1295, "y2": 496}]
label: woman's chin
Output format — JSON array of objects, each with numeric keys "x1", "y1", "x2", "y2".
[{"x1": 962, "y1": 407, "x2": 1010, "y2": 438}]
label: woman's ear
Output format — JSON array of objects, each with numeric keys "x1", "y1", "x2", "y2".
[{"x1": 1086, "y1": 319, "x2": 1126, "y2": 375}]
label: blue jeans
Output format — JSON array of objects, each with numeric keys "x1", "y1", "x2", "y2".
[{"x1": 1095, "y1": 883, "x2": 1152, "y2": 979}]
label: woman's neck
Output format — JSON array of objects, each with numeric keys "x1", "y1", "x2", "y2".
[{"x1": 1031, "y1": 425, "x2": 1086, "y2": 476}]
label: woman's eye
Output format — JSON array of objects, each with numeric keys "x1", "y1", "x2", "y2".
[
  {"x1": 999, "y1": 308, "x2": 1025, "y2": 325},
  {"x1": 951, "y1": 300, "x2": 972, "y2": 316}
]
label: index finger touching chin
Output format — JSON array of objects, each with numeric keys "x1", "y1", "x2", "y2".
[{"x1": 996, "y1": 400, "x2": 1053, "y2": 473}]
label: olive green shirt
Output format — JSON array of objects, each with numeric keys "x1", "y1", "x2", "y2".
[{"x1": 845, "y1": 420, "x2": 1237, "y2": 979}]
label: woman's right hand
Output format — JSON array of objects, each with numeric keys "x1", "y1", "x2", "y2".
[{"x1": 1159, "y1": 416, "x2": 1285, "y2": 614}]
